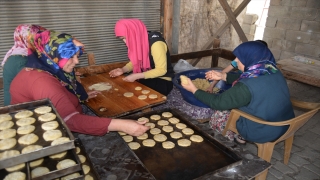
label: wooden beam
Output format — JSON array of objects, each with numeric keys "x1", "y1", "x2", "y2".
[
  {"x1": 163, "y1": 0, "x2": 173, "y2": 52},
  {"x1": 211, "y1": 39, "x2": 221, "y2": 67},
  {"x1": 170, "y1": 49, "x2": 221, "y2": 64},
  {"x1": 87, "y1": 52, "x2": 96, "y2": 66}
]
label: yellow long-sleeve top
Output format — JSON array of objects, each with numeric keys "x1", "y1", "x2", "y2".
[{"x1": 124, "y1": 41, "x2": 171, "y2": 81}]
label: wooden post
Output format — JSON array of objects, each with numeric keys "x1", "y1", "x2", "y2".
[
  {"x1": 211, "y1": 39, "x2": 221, "y2": 67},
  {"x1": 163, "y1": 0, "x2": 173, "y2": 52},
  {"x1": 87, "y1": 52, "x2": 96, "y2": 66}
]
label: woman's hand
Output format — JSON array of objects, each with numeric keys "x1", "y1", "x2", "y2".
[
  {"x1": 181, "y1": 78, "x2": 198, "y2": 94},
  {"x1": 205, "y1": 70, "x2": 226, "y2": 81},
  {"x1": 108, "y1": 119, "x2": 150, "y2": 136},
  {"x1": 109, "y1": 68, "x2": 124, "y2": 77},
  {"x1": 122, "y1": 73, "x2": 144, "y2": 82},
  {"x1": 87, "y1": 90, "x2": 101, "y2": 100}
]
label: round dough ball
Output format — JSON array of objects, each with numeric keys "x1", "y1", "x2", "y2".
[
  {"x1": 157, "y1": 120, "x2": 169, "y2": 126},
  {"x1": 170, "y1": 131, "x2": 183, "y2": 139},
  {"x1": 38, "y1": 112, "x2": 56, "y2": 122},
  {"x1": 138, "y1": 95, "x2": 147, "y2": 100},
  {"x1": 137, "y1": 117, "x2": 149, "y2": 122},
  {"x1": 43, "y1": 130, "x2": 62, "y2": 141},
  {"x1": 142, "y1": 139, "x2": 156, "y2": 147},
  {"x1": 0, "y1": 129, "x2": 16, "y2": 139},
  {"x1": 182, "y1": 128, "x2": 194, "y2": 135},
  {"x1": 137, "y1": 133, "x2": 148, "y2": 140},
  {"x1": 162, "y1": 125, "x2": 174, "y2": 133},
  {"x1": 51, "y1": 137, "x2": 70, "y2": 146},
  {"x1": 0, "y1": 138, "x2": 17, "y2": 150},
  {"x1": 61, "y1": 173, "x2": 80, "y2": 180},
  {"x1": 0, "y1": 114, "x2": 12, "y2": 123},
  {"x1": 162, "y1": 141, "x2": 175, "y2": 149},
  {"x1": 150, "y1": 115, "x2": 161, "y2": 120},
  {"x1": 15, "y1": 110, "x2": 33, "y2": 119},
  {"x1": 22, "y1": 145, "x2": 43, "y2": 154},
  {"x1": 0, "y1": 120, "x2": 14, "y2": 130},
  {"x1": 135, "y1": 86, "x2": 142, "y2": 91},
  {"x1": 153, "y1": 134, "x2": 167, "y2": 142},
  {"x1": 31, "y1": 166, "x2": 49, "y2": 178},
  {"x1": 78, "y1": 154, "x2": 86, "y2": 163},
  {"x1": 177, "y1": 139, "x2": 192, "y2": 147},
  {"x1": 128, "y1": 142, "x2": 141, "y2": 150},
  {"x1": 34, "y1": 106, "x2": 52, "y2": 114},
  {"x1": 0, "y1": 150, "x2": 20, "y2": 160},
  {"x1": 162, "y1": 112, "x2": 173, "y2": 118},
  {"x1": 17, "y1": 125, "x2": 35, "y2": 135},
  {"x1": 49, "y1": 151, "x2": 67, "y2": 159},
  {"x1": 4, "y1": 171, "x2": 26, "y2": 180},
  {"x1": 16, "y1": 117, "x2": 36, "y2": 126},
  {"x1": 18, "y1": 133, "x2": 39, "y2": 145},
  {"x1": 180, "y1": 75, "x2": 189, "y2": 85},
  {"x1": 190, "y1": 135, "x2": 204, "y2": 142},
  {"x1": 30, "y1": 158, "x2": 44, "y2": 168},
  {"x1": 56, "y1": 159, "x2": 76, "y2": 170},
  {"x1": 75, "y1": 147, "x2": 81, "y2": 154},
  {"x1": 82, "y1": 164, "x2": 90, "y2": 174},
  {"x1": 122, "y1": 135, "x2": 133, "y2": 142},
  {"x1": 148, "y1": 94, "x2": 158, "y2": 99},
  {"x1": 123, "y1": 92, "x2": 134, "y2": 97},
  {"x1": 168, "y1": 117, "x2": 180, "y2": 124},
  {"x1": 6, "y1": 163, "x2": 25, "y2": 172},
  {"x1": 85, "y1": 175, "x2": 94, "y2": 180},
  {"x1": 176, "y1": 123, "x2": 187, "y2": 129},
  {"x1": 145, "y1": 122, "x2": 155, "y2": 128},
  {"x1": 141, "y1": 90, "x2": 150, "y2": 94},
  {"x1": 150, "y1": 128, "x2": 161, "y2": 135},
  {"x1": 41, "y1": 121, "x2": 59, "y2": 130}
]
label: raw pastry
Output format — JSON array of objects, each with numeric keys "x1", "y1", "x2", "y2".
[
  {"x1": 34, "y1": 106, "x2": 52, "y2": 114},
  {"x1": 135, "y1": 86, "x2": 142, "y2": 90},
  {"x1": 170, "y1": 131, "x2": 183, "y2": 139},
  {"x1": 190, "y1": 135, "x2": 204, "y2": 142},
  {"x1": 128, "y1": 142, "x2": 141, "y2": 150},
  {"x1": 31, "y1": 167, "x2": 50, "y2": 178},
  {"x1": 168, "y1": 117, "x2": 180, "y2": 124},
  {"x1": 88, "y1": 82, "x2": 112, "y2": 91},
  {"x1": 162, "y1": 112, "x2": 173, "y2": 118},
  {"x1": 0, "y1": 150, "x2": 20, "y2": 160},
  {"x1": 61, "y1": 173, "x2": 80, "y2": 180},
  {"x1": 41, "y1": 121, "x2": 59, "y2": 130},
  {"x1": 182, "y1": 128, "x2": 194, "y2": 135},
  {"x1": 142, "y1": 139, "x2": 156, "y2": 147},
  {"x1": 76, "y1": 147, "x2": 81, "y2": 154},
  {"x1": 43, "y1": 130, "x2": 62, "y2": 141},
  {"x1": 137, "y1": 117, "x2": 149, "y2": 122},
  {"x1": 141, "y1": 90, "x2": 150, "y2": 94},
  {"x1": 118, "y1": 131, "x2": 126, "y2": 136},
  {"x1": 145, "y1": 122, "x2": 155, "y2": 128},
  {"x1": 0, "y1": 114, "x2": 12, "y2": 123},
  {"x1": 150, "y1": 128, "x2": 161, "y2": 135},
  {"x1": 138, "y1": 95, "x2": 147, "y2": 100},
  {"x1": 51, "y1": 137, "x2": 70, "y2": 146},
  {"x1": 123, "y1": 92, "x2": 134, "y2": 97},
  {"x1": 162, "y1": 125, "x2": 174, "y2": 133},
  {"x1": 49, "y1": 151, "x2": 67, "y2": 159},
  {"x1": 85, "y1": 175, "x2": 94, "y2": 180},
  {"x1": 180, "y1": 75, "x2": 189, "y2": 85},
  {"x1": 122, "y1": 135, "x2": 133, "y2": 142},
  {"x1": 0, "y1": 120, "x2": 14, "y2": 130},
  {"x1": 3, "y1": 171, "x2": 26, "y2": 180},
  {"x1": 56, "y1": 159, "x2": 76, "y2": 170},
  {"x1": 38, "y1": 112, "x2": 56, "y2": 122},
  {"x1": 162, "y1": 141, "x2": 175, "y2": 149},
  {"x1": 78, "y1": 154, "x2": 86, "y2": 163},
  {"x1": 148, "y1": 94, "x2": 158, "y2": 99},
  {"x1": 153, "y1": 134, "x2": 167, "y2": 142},
  {"x1": 30, "y1": 158, "x2": 44, "y2": 168},
  {"x1": 150, "y1": 114, "x2": 161, "y2": 120},
  {"x1": 82, "y1": 164, "x2": 91, "y2": 174},
  {"x1": 16, "y1": 117, "x2": 36, "y2": 126},
  {"x1": 14, "y1": 110, "x2": 33, "y2": 119},
  {"x1": 18, "y1": 133, "x2": 39, "y2": 145},
  {"x1": 22, "y1": 145, "x2": 43, "y2": 153},
  {"x1": 0, "y1": 129, "x2": 16, "y2": 139},
  {"x1": 0, "y1": 138, "x2": 17, "y2": 150},
  {"x1": 137, "y1": 133, "x2": 148, "y2": 140},
  {"x1": 157, "y1": 120, "x2": 169, "y2": 126},
  {"x1": 177, "y1": 139, "x2": 192, "y2": 147},
  {"x1": 17, "y1": 125, "x2": 35, "y2": 135},
  {"x1": 176, "y1": 123, "x2": 187, "y2": 129}
]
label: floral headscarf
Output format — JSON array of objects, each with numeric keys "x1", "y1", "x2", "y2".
[
  {"x1": 114, "y1": 18, "x2": 150, "y2": 73},
  {"x1": 2, "y1": 24, "x2": 46, "y2": 66},
  {"x1": 232, "y1": 41, "x2": 278, "y2": 86},
  {"x1": 26, "y1": 30, "x2": 88, "y2": 102}
]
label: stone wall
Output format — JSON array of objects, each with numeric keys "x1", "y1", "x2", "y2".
[{"x1": 264, "y1": 0, "x2": 320, "y2": 61}]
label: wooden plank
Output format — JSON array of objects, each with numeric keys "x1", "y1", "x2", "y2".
[
  {"x1": 75, "y1": 61, "x2": 128, "y2": 76},
  {"x1": 87, "y1": 52, "x2": 96, "y2": 66},
  {"x1": 171, "y1": 49, "x2": 221, "y2": 63},
  {"x1": 0, "y1": 78, "x2": 3, "y2": 89},
  {"x1": 163, "y1": 0, "x2": 173, "y2": 52},
  {"x1": 211, "y1": 39, "x2": 221, "y2": 67},
  {"x1": 220, "y1": 48, "x2": 236, "y2": 60}
]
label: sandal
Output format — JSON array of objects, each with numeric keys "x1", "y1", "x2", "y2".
[{"x1": 234, "y1": 134, "x2": 246, "y2": 145}]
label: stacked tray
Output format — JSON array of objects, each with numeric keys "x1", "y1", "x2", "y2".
[{"x1": 122, "y1": 108, "x2": 242, "y2": 180}]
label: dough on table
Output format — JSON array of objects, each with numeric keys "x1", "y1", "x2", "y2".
[
  {"x1": 51, "y1": 137, "x2": 70, "y2": 146},
  {"x1": 0, "y1": 129, "x2": 16, "y2": 139},
  {"x1": 176, "y1": 123, "x2": 187, "y2": 129},
  {"x1": 148, "y1": 94, "x2": 157, "y2": 99},
  {"x1": 142, "y1": 139, "x2": 156, "y2": 147},
  {"x1": 122, "y1": 135, "x2": 133, "y2": 142},
  {"x1": 162, "y1": 141, "x2": 175, "y2": 149},
  {"x1": 0, "y1": 138, "x2": 17, "y2": 150},
  {"x1": 56, "y1": 159, "x2": 76, "y2": 170},
  {"x1": 138, "y1": 95, "x2": 147, "y2": 100},
  {"x1": 0, "y1": 120, "x2": 14, "y2": 130},
  {"x1": 82, "y1": 164, "x2": 91, "y2": 174},
  {"x1": 31, "y1": 167, "x2": 50, "y2": 178},
  {"x1": 22, "y1": 145, "x2": 43, "y2": 154},
  {"x1": 135, "y1": 86, "x2": 142, "y2": 90},
  {"x1": 17, "y1": 125, "x2": 35, "y2": 135},
  {"x1": 123, "y1": 92, "x2": 134, "y2": 97},
  {"x1": 118, "y1": 131, "x2": 126, "y2": 136},
  {"x1": 150, "y1": 114, "x2": 161, "y2": 120},
  {"x1": 180, "y1": 75, "x2": 189, "y2": 85},
  {"x1": 4, "y1": 171, "x2": 26, "y2": 180},
  {"x1": 170, "y1": 131, "x2": 183, "y2": 139},
  {"x1": 145, "y1": 122, "x2": 155, "y2": 128},
  {"x1": 141, "y1": 90, "x2": 150, "y2": 94},
  {"x1": 18, "y1": 133, "x2": 39, "y2": 145},
  {"x1": 16, "y1": 117, "x2": 36, "y2": 126},
  {"x1": 128, "y1": 142, "x2": 141, "y2": 150},
  {"x1": 76, "y1": 147, "x2": 81, "y2": 154},
  {"x1": 38, "y1": 112, "x2": 56, "y2": 122},
  {"x1": 78, "y1": 154, "x2": 86, "y2": 163},
  {"x1": 168, "y1": 117, "x2": 180, "y2": 124},
  {"x1": 0, "y1": 114, "x2": 12, "y2": 123},
  {"x1": 43, "y1": 129, "x2": 62, "y2": 141},
  {"x1": 41, "y1": 121, "x2": 59, "y2": 130},
  {"x1": 162, "y1": 125, "x2": 174, "y2": 133},
  {"x1": 153, "y1": 134, "x2": 167, "y2": 142},
  {"x1": 34, "y1": 106, "x2": 52, "y2": 114},
  {"x1": 162, "y1": 112, "x2": 173, "y2": 118},
  {"x1": 137, "y1": 117, "x2": 149, "y2": 122},
  {"x1": 150, "y1": 128, "x2": 161, "y2": 135},
  {"x1": 162, "y1": 96, "x2": 167, "y2": 100},
  {"x1": 157, "y1": 120, "x2": 169, "y2": 126},
  {"x1": 182, "y1": 128, "x2": 194, "y2": 135},
  {"x1": 14, "y1": 110, "x2": 33, "y2": 119},
  {"x1": 88, "y1": 82, "x2": 112, "y2": 91},
  {"x1": 61, "y1": 173, "x2": 80, "y2": 180},
  {"x1": 137, "y1": 133, "x2": 148, "y2": 140},
  {"x1": 190, "y1": 135, "x2": 204, "y2": 142},
  {"x1": 178, "y1": 139, "x2": 192, "y2": 147}
]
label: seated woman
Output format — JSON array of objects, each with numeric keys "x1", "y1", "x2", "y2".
[
  {"x1": 10, "y1": 29, "x2": 149, "y2": 136},
  {"x1": 181, "y1": 41, "x2": 295, "y2": 144},
  {"x1": 2, "y1": 24, "x2": 46, "y2": 106},
  {"x1": 109, "y1": 18, "x2": 174, "y2": 96}
]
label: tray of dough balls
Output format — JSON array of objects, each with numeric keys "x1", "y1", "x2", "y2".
[
  {"x1": 0, "y1": 145, "x2": 84, "y2": 180},
  {"x1": 120, "y1": 108, "x2": 242, "y2": 180},
  {"x1": 0, "y1": 98, "x2": 75, "y2": 170}
]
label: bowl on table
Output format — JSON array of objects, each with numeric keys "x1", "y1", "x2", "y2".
[{"x1": 173, "y1": 68, "x2": 232, "y2": 108}]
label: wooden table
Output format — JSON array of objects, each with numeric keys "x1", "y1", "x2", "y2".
[
  {"x1": 277, "y1": 57, "x2": 320, "y2": 87},
  {"x1": 79, "y1": 72, "x2": 166, "y2": 118}
]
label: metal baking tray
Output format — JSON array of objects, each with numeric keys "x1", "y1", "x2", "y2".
[
  {"x1": 0, "y1": 98, "x2": 75, "y2": 169},
  {"x1": 0, "y1": 148, "x2": 83, "y2": 180},
  {"x1": 122, "y1": 108, "x2": 242, "y2": 180}
]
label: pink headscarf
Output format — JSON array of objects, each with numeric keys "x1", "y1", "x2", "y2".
[
  {"x1": 2, "y1": 24, "x2": 45, "y2": 66},
  {"x1": 114, "y1": 19, "x2": 150, "y2": 73}
]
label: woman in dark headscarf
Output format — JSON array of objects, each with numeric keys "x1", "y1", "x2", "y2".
[
  {"x1": 10, "y1": 29, "x2": 149, "y2": 136},
  {"x1": 182, "y1": 41, "x2": 294, "y2": 144}
]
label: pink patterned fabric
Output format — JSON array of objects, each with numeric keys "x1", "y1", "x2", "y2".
[{"x1": 209, "y1": 110, "x2": 235, "y2": 140}]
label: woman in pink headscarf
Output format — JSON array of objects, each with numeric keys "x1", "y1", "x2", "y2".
[{"x1": 109, "y1": 18, "x2": 174, "y2": 96}]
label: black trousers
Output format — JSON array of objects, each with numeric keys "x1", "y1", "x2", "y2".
[{"x1": 138, "y1": 78, "x2": 173, "y2": 96}]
